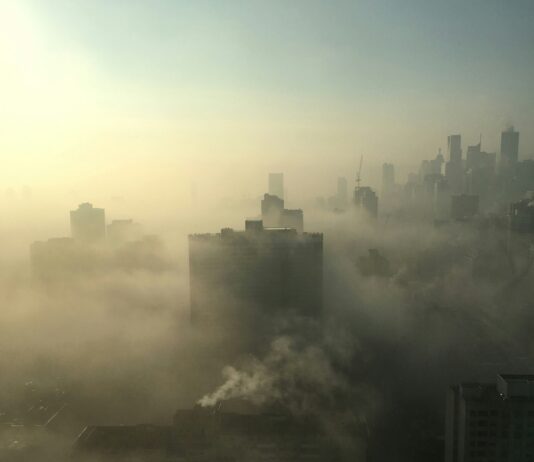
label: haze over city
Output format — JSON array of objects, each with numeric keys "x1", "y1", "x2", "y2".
[{"x1": 1, "y1": 1, "x2": 534, "y2": 461}]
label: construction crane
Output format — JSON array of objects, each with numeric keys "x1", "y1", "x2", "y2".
[{"x1": 355, "y1": 155, "x2": 363, "y2": 189}]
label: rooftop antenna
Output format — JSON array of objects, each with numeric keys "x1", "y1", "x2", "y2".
[{"x1": 356, "y1": 155, "x2": 363, "y2": 189}]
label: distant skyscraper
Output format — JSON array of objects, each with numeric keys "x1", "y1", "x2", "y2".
[
  {"x1": 337, "y1": 177, "x2": 348, "y2": 207},
  {"x1": 261, "y1": 193, "x2": 304, "y2": 232},
  {"x1": 445, "y1": 162, "x2": 464, "y2": 195},
  {"x1": 466, "y1": 142, "x2": 496, "y2": 174},
  {"x1": 500, "y1": 127, "x2": 519, "y2": 172},
  {"x1": 354, "y1": 186, "x2": 378, "y2": 218},
  {"x1": 465, "y1": 141, "x2": 496, "y2": 211},
  {"x1": 434, "y1": 176, "x2": 451, "y2": 221},
  {"x1": 261, "y1": 193, "x2": 284, "y2": 228},
  {"x1": 435, "y1": 148, "x2": 445, "y2": 172},
  {"x1": 448, "y1": 135, "x2": 462, "y2": 163},
  {"x1": 466, "y1": 141, "x2": 481, "y2": 166},
  {"x1": 268, "y1": 173, "x2": 284, "y2": 199},
  {"x1": 446, "y1": 135, "x2": 464, "y2": 194},
  {"x1": 382, "y1": 163, "x2": 395, "y2": 198},
  {"x1": 446, "y1": 374, "x2": 534, "y2": 462},
  {"x1": 70, "y1": 203, "x2": 106, "y2": 244},
  {"x1": 419, "y1": 159, "x2": 431, "y2": 181}
]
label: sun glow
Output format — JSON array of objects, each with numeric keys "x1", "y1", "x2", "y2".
[{"x1": 0, "y1": 1, "x2": 95, "y2": 124}]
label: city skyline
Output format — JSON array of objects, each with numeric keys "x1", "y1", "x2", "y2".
[
  {"x1": 1, "y1": 1, "x2": 534, "y2": 203},
  {"x1": 1, "y1": 2, "x2": 534, "y2": 461}
]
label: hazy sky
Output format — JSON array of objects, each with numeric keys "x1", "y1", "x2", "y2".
[{"x1": 1, "y1": 0, "x2": 533, "y2": 202}]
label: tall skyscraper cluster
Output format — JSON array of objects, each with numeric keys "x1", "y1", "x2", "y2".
[{"x1": 385, "y1": 127, "x2": 532, "y2": 224}]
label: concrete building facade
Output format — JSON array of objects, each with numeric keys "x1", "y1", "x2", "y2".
[
  {"x1": 446, "y1": 374, "x2": 534, "y2": 462},
  {"x1": 70, "y1": 203, "x2": 106, "y2": 244},
  {"x1": 188, "y1": 221, "x2": 323, "y2": 326}
]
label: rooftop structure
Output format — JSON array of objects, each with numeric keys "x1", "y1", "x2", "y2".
[{"x1": 261, "y1": 193, "x2": 304, "y2": 232}]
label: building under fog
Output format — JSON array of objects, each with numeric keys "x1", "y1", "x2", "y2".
[
  {"x1": 70, "y1": 202, "x2": 106, "y2": 244},
  {"x1": 354, "y1": 186, "x2": 378, "y2": 218},
  {"x1": 434, "y1": 176, "x2": 451, "y2": 222},
  {"x1": 419, "y1": 150, "x2": 444, "y2": 179},
  {"x1": 107, "y1": 219, "x2": 142, "y2": 246},
  {"x1": 382, "y1": 163, "x2": 395, "y2": 200},
  {"x1": 323, "y1": 177, "x2": 349, "y2": 212},
  {"x1": 30, "y1": 237, "x2": 99, "y2": 281},
  {"x1": 261, "y1": 193, "x2": 303, "y2": 233},
  {"x1": 510, "y1": 197, "x2": 534, "y2": 234},
  {"x1": 74, "y1": 401, "x2": 359, "y2": 462},
  {"x1": 448, "y1": 135, "x2": 462, "y2": 164},
  {"x1": 451, "y1": 194, "x2": 479, "y2": 221},
  {"x1": 31, "y1": 205, "x2": 167, "y2": 281},
  {"x1": 446, "y1": 374, "x2": 534, "y2": 462},
  {"x1": 188, "y1": 220, "x2": 323, "y2": 326},
  {"x1": 500, "y1": 127, "x2": 519, "y2": 173},
  {"x1": 335, "y1": 176, "x2": 348, "y2": 209},
  {"x1": 446, "y1": 135, "x2": 464, "y2": 194},
  {"x1": 465, "y1": 142, "x2": 496, "y2": 212}
]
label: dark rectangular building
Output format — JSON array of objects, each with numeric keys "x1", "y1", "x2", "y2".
[
  {"x1": 354, "y1": 186, "x2": 378, "y2": 218},
  {"x1": 500, "y1": 127, "x2": 519, "y2": 172},
  {"x1": 188, "y1": 221, "x2": 323, "y2": 326},
  {"x1": 446, "y1": 374, "x2": 534, "y2": 462},
  {"x1": 448, "y1": 134, "x2": 462, "y2": 164}
]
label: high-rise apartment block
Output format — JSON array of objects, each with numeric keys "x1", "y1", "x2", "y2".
[
  {"x1": 446, "y1": 135, "x2": 464, "y2": 194},
  {"x1": 188, "y1": 221, "x2": 323, "y2": 326},
  {"x1": 446, "y1": 374, "x2": 534, "y2": 462},
  {"x1": 500, "y1": 127, "x2": 519, "y2": 172},
  {"x1": 448, "y1": 135, "x2": 462, "y2": 164},
  {"x1": 354, "y1": 186, "x2": 378, "y2": 218},
  {"x1": 510, "y1": 198, "x2": 534, "y2": 234},
  {"x1": 337, "y1": 176, "x2": 348, "y2": 207},
  {"x1": 70, "y1": 203, "x2": 106, "y2": 244}
]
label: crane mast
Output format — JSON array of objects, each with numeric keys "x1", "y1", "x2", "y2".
[{"x1": 356, "y1": 155, "x2": 363, "y2": 189}]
